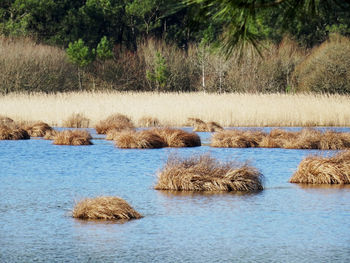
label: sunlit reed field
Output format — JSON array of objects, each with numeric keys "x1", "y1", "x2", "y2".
[{"x1": 1, "y1": 92, "x2": 350, "y2": 127}]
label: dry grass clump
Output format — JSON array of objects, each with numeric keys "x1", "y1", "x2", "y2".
[
  {"x1": 0, "y1": 115, "x2": 14, "y2": 125},
  {"x1": 72, "y1": 196, "x2": 143, "y2": 221},
  {"x1": 53, "y1": 130, "x2": 92, "y2": 145},
  {"x1": 154, "y1": 154, "x2": 263, "y2": 192},
  {"x1": 211, "y1": 128, "x2": 350, "y2": 150},
  {"x1": 114, "y1": 130, "x2": 166, "y2": 148},
  {"x1": 63, "y1": 113, "x2": 90, "y2": 128},
  {"x1": 290, "y1": 151, "x2": 350, "y2": 184},
  {"x1": 0, "y1": 124, "x2": 30, "y2": 140},
  {"x1": 211, "y1": 129, "x2": 265, "y2": 148},
  {"x1": 114, "y1": 128, "x2": 201, "y2": 148},
  {"x1": 187, "y1": 117, "x2": 223, "y2": 132},
  {"x1": 95, "y1": 113, "x2": 134, "y2": 134},
  {"x1": 23, "y1": 122, "x2": 53, "y2": 137},
  {"x1": 153, "y1": 128, "x2": 201, "y2": 147},
  {"x1": 43, "y1": 129, "x2": 58, "y2": 140},
  {"x1": 138, "y1": 116, "x2": 160, "y2": 127}
]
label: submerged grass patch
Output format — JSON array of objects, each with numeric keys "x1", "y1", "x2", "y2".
[
  {"x1": 211, "y1": 128, "x2": 350, "y2": 150},
  {"x1": 290, "y1": 151, "x2": 350, "y2": 184},
  {"x1": 154, "y1": 153, "x2": 263, "y2": 192},
  {"x1": 72, "y1": 196, "x2": 143, "y2": 221},
  {"x1": 53, "y1": 130, "x2": 92, "y2": 145},
  {"x1": 114, "y1": 128, "x2": 201, "y2": 149},
  {"x1": 95, "y1": 113, "x2": 134, "y2": 134},
  {"x1": 0, "y1": 124, "x2": 30, "y2": 140}
]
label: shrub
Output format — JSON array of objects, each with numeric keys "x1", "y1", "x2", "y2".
[
  {"x1": 154, "y1": 153, "x2": 264, "y2": 192},
  {"x1": 290, "y1": 151, "x2": 350, "y2": 184},
  {"x1": 0, "y1": 36, "x2": 77, "y2": 93},
  {"x1": 0, "y1": 124, "x2": 30, "y2": 140},
  {"x1": 95, "y1": 113, "x2": 134, "y2": 134},
  {"x1": 292, "y1": 34, "x2": 350, "y2": 93},
  {"x1": 72, "y1": 196, "x2": 143, "y2": 221},
  {"x1": 63, "y1": 113, "x2": 90, "y2": 128},
  {"x1": 53, "y1": 130, "x2": 92, "y2": 145}
]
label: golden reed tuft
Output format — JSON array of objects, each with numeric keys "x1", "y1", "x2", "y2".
[
  {"x1": 53, "y1": 130, "x2": 92, "y2": 145},
  {"x1": 63, "y1": 113, "x2": 90, "y2": 128},
  {"x1": 138, "y1": 116, "x2": 160, "y2": 127},
  {"x1": 290, "y1": 151, "x2": 350, "y2": 184},
  {"x1": 211, "y1": 128, "x2": 350, "y2": 150},
  {"x1": 114, "y1": 130, "x2": 166, "y2": 148},
  {"x1": 114, "y1": 128, "x2": 201, "y2": 149},
  {"x1": 0, "y1": 124, "x2": 30, "y2": 140},
  {"x1": 95, "y1": 113, "x2": 134, "y2": 134},
  {"x1": 72, "y1": 196, "x2": 143, "y2": 221},
  {"x1": 187, "y1": 117, "x2": 223, "y2": 132},
  {"x1": 23, "y1": 122, "x2": 53, "y2": 137},
  {"x1": 154, "y1": 153, "x2": 263, "y2": 192}
]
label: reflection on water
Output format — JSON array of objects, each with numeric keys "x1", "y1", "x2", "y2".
[{"x1": 1, "y1": 127, "x2": 350, "y2": 262}]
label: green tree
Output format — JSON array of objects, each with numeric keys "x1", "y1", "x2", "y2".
[
  {"x1": 146, "y1": 51, "x2": 169, "y2": 91},
  {"x1": 66, "y1": 39, "x2": 96, "y2": 90},
  {"x1": 96, "y1": 36, "x2": 114, "y2": 61},
  {"x1": 186, "y1": 0, "x2": 350, "y2": 55}
]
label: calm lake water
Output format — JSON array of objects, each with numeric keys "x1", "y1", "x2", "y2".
[{"x1": 1, "y1": 128, "x2": 350, "y2": 263}]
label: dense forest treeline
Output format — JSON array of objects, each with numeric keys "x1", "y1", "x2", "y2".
[{"x1": 0, "y1": 1, "x2": 350, "y2": 93}]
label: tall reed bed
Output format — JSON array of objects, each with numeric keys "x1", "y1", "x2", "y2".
[{"x1": 1, "y1": 92, "x2": 350, "y2": 127}]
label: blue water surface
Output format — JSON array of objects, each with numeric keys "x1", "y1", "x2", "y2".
[{"x1": 1, "y1": 128, "x2": 350, "y2": 263}]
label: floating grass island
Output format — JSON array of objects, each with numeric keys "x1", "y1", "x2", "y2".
[
  {"x1": 290, "y1": 151, "x2": 350, "y2": 184},
  {"x1": 114, "y1": 128, "x2": 201, "y2": 149},
  {"x1": 53, "y1": 130, "x2": 92, "y2": 145},
  {"x1": 211, "y1": 128, "x2": 350, "y2": 150},
  {"x1": 154, "y1": 153, "x2": 264, "y2": 192},
  {"x1": 72, "y1": 196, "x2": 143, "y2": 221}
]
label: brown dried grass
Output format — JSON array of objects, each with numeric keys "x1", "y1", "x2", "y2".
[
  {"x1": 95, "y1": 113, "x2": 134, "y2": 134},
  {"x1": 23, "y1": 122, "x2": 53, "y2": 137},
  {"x1": 138, "y1": 116, "x2": 160, "y2": 127},
  {"x1": 53, "y1": 130, "x2": 92, "y2": 145},
  {"x1": 0, "y1": 115, "x2": 14, "y2": 125},
  {"x1": 114, "y1": 128, "x2": 201, "y2": 148},
  {"x1": 154, "y1": 153, "x2": 263, "y2": 192},
  {"x1": 0, "y1": 124, "x2": 30, "y2": 140},
  {"x1": 153, "y1": 128, "x2": 201, "y2": 147},
  {"x1": 290, "y1": 151, "x2": 350, "y2": 184},
  {"x1": 63, "y1": 113, "x2": 90, "y2": 128},
  {"x1": 187, "y1": 117, "x2": 223, "y2": 132},
  {"x1": 211, "y1": 130, "x2": 265, "y2": 148},
  {"x1": 72, "y1": 196, "x2": 143, "y2": 221},
  {"x1": 211, "y1": 128, "x2": 350, "y2": 150},
  {"x1": 43, "y1": 129, "x2": 58, "y2": 140},
  {"x1": 114, "y1": 130, "x2": 166, "y2": 149}
]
